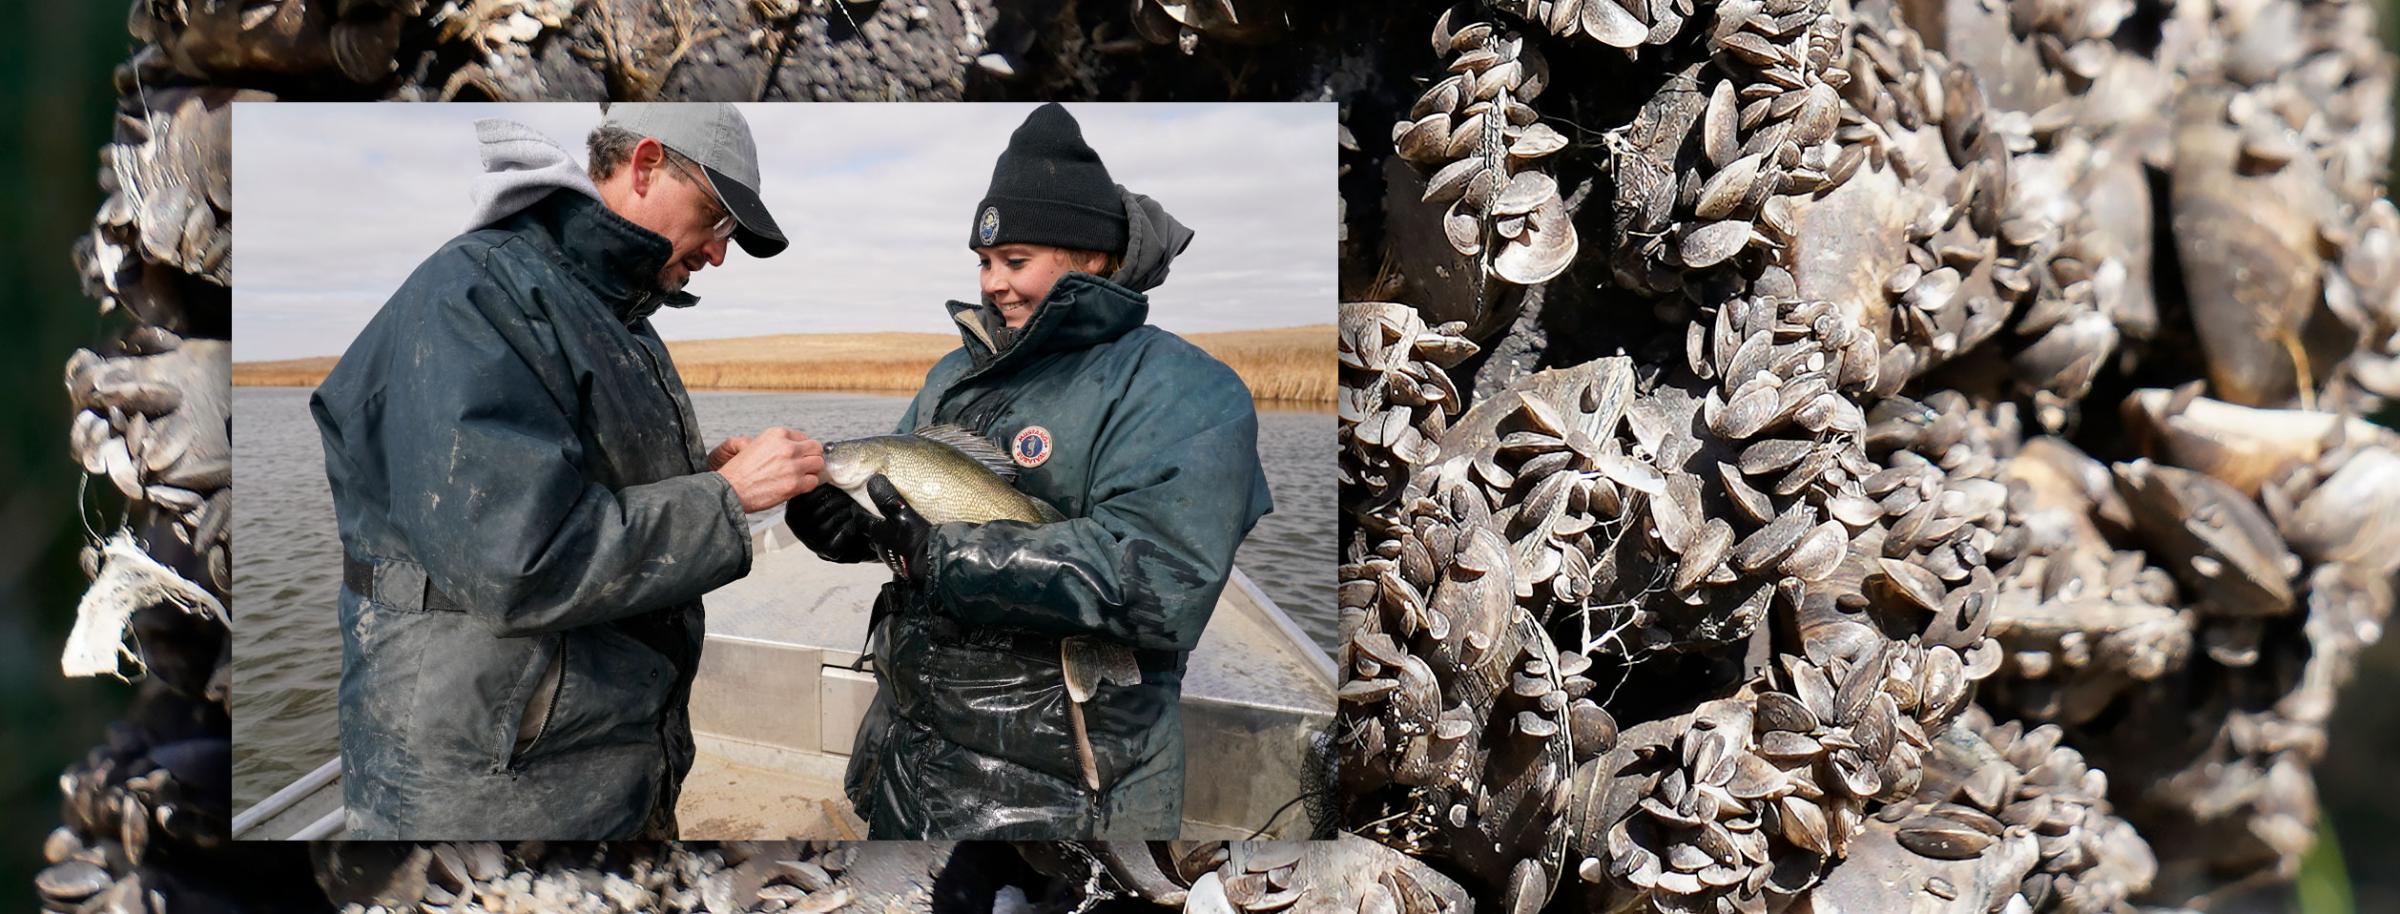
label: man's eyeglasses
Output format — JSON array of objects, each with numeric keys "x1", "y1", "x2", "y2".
[{"x1": 664, "y1": 156, "x2": 737, "y2": 242}]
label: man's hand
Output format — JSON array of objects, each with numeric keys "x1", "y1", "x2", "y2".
[
  {"x1": 706, "y1": 434, "x2": 750, "y2": 471},
  {"x1": 713, "y1": 427, "x2": 825, "y2": 512}
]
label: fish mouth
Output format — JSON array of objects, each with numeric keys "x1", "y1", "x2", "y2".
[
  {"x1": 821, "y1": 444, "x2": 870, "y2": 489},
  {"x1": 819, "y1": 447, "x2": 886, "y2": 518}
]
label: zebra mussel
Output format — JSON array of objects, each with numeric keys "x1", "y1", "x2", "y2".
[
  {"x1": 1340, "y1": 0, "x2": 2399, "y2": 910},
  {"x1": 2170, "y1": 0, "x2": 2400, "y2": 415},
  {"x1": 1132, "y1": 0, "x2": 1284, "y2": 53},
  {"x1": 1810, "y1": 704, "x2": 2154, "y2": 914},
  {"x1": 1343, "y1": 303, "x2": 1482, "y2": 520},
  {"x1": 310, "y1": 841, "x2": 902, "y2": 914},
  {"x1": 1393, "y1": 7, "x2": 1579, "y2": 287},
  {"x1": 1027, "y1": 837, "x2": 1479, "y2": 912}
]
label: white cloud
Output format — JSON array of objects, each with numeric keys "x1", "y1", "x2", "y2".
[{"x1": 231, "y1": 102, "x2": 1336, "y2": 361}]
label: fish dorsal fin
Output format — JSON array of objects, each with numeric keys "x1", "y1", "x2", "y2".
[{"x1": 913, "y1": 424, "x2": 1018, "y2": 482}]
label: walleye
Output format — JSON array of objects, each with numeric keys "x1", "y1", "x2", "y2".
[
  {"x1": 820, "y1": 424, "x2": 1064, "y2": 525},
  {"x1": 823, "y1": 424, "x2": 1137, "y2": 793}
]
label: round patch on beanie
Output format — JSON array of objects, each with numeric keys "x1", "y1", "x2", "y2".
[
  {"x1": 1011, "y1": 426, "x2": 1052, "y2": 468},
  {"x1": 979, "y1": 206, "x2": 1001, "y2": 246}
]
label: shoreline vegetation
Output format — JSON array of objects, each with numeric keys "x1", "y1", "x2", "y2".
[{"x1": 233, "y1": 324, "x2": 1336, "y2": 405}]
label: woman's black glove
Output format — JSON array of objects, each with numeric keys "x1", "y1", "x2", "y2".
[
  {"x1": 783, "y1": 483, "x2": 876, "y2": 563},
  {"x1": 865, "y1": 475, "x2": 933, "y2": 584}
]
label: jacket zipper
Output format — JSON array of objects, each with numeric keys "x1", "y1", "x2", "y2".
[
  {"x1": 623, "y1": 325, "x2": 699, "y2": 797},
  {"x1": 627, "y1": 333, "x2": 698, "y2": 474}
]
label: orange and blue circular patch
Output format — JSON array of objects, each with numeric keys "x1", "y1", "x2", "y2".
[{"x1": 1011, "y1": 425, "x2": 1052, "y2": 468}]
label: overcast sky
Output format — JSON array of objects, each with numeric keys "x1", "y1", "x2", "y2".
[{"x1": 230, "y1": 103, "x2": 1336, "y2": 362}]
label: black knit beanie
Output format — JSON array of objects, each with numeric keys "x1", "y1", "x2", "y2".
[{"x1": 969, "y1": 103, "x2": 1128, "y2": 253}]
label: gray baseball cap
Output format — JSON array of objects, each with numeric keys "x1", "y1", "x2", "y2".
[{"x1": 602, "y1": 102, "x2": 788, "y2": 258}]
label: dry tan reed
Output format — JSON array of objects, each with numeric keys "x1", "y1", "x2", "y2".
[
  {"x1": 1185, "y1": 325, "x2": 1336, "y2": 404},
  {"x1": 230, "y1": 358, "x2": 337, "y2": 388},
  {"x1": 233, "y1": 325, "x2": 1334, "y2": 404}
]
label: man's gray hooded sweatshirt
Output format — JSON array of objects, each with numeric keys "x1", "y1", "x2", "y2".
[{"x1": 312, "y1": 120, "x2": 751, "y2": 839}]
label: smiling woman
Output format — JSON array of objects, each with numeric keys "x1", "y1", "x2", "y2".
[
  {"x1": 770, "y1": 101, "x2": 1278, "y2": 840},
  {"x1": 977, "y1": 245, "x2": 1113, "y2": 329}
]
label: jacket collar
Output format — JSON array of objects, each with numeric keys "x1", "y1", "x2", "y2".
[
  {"x1": 946, "y1": 272, "x2": 1148, "y2": 379},
  {"x1": 519, "y1": 190, "x2": 700, "y2": 325}
]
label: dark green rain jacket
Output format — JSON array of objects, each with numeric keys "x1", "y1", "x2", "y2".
[
  {"x1": 837, "y1": 191, "x2": 1273, "y2": 839},
  {"x1": 311, "y1": 152, "x2": 750, "y2": 838}
]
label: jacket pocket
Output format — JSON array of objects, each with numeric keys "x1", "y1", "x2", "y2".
[
  {"x1": 508, "y1": 635, "x2": 566, "y2": 765},
  {"x1": 508, "y1": 626, "x2": 678, "y2": 768}
]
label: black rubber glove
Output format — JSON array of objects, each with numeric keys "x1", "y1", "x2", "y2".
[
  {"x1": 783, "y1": 483, "x2": 876, "y2": 564},
  {"x1": 866, "y1": 475, "x2": 933, "y2": 584}
]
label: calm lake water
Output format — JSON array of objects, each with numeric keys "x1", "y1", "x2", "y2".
[{"x1": 229, "y1": 386, "x2": 1333, "y2": 810}]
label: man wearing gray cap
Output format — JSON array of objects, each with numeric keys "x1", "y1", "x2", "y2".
[{"x1": 311, "y1": 103, "x2": 814, "y2": 838}]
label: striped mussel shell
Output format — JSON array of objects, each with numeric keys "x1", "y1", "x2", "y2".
[
  {"x1": 1148, "y1": 836, "x2": 1475, "y2": 913},
  {"x1": 65, "y1": 331, "x2": 233, "y2": 596},
  {"x1": 1484, "y1": 0, "x2": 1688, "y2": 54},
  {"x1": 1562, "y1": 647, "x2": 1954, "y2": 913},
  {"x1": 1578, "y1": 295, "x2": 1886, "y2": 654},
  {"x1": 1587, "y1": 698, "x2": 1797, "y2": 911},
  {"x1": 1824, "y1": 14, "x2": 2031, "y2": 387},
  {"x1": 1396, "y1": 6, "x2": 1579, "y2": 285},
  {"x1": 48, "y1": 3, "x2": 300, "y2": 909},
  {"x1": 128, "y1": 0, "x2": 418, "y2": 83},
  {"x1": 1339, "y1": 362, "x2": 1635, "y2": 904},
  {"x1": 1966, "y1": 436, "x2": 2191, "y2": 726},
  {"x1": 1908, "y1": 0, "x2": 2174, "y2": 426},
  {"x1": 1341, "y1": 303, "x2": 1480, "y2": 521},
  {"x1": 1856, "y1": 392, "x2": 2018, "y2": 583},
  {"x1": 1977, "y1": 391, "x2": 2387, "y2": 892},
  {"x1": 1335, "y1": 487, "x2": 1529, "y2": 792},
  {"x1": 1951, "y1": 707, "x2": 2154, "y2": 913},
  {"x1": 1810, "y1": 704, "x2": 2152, "y2": 913},
  {"x1": 1337, "y1": 527, "x2": 1600, "y2": 908},
  {"x1": 1600, "y1": 0, "x2": 1864, "y2": 292},
  {"x1": 2111, "y1": 458, "x2": 2302, "y2": 628},
  {"x1": 100, "y1": 87, "x2": 245, "y2": 290},
  {"x1": 53, "y1": 724, "x2": 234, "y2": 889},
  {"x1": 2102, "y1": 401, "x2": 2320, "y2": 670},
  {"x1": 1385, "y1": 359, "x2": 1642, "y2": 647},
  {"x1": 312, "y1": 840, "x2": 886, "y2": 914},
  {"x1": 1131, "y1": 0, "x2": 1284, "y2": 50},
  {"x1": 2178, "y1": 0, "x2": 2400, "y2": 414}
]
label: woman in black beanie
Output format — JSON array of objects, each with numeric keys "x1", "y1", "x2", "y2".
[{"x1": 784, "y1": 103, "x2": 1274, "y2": 838}]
